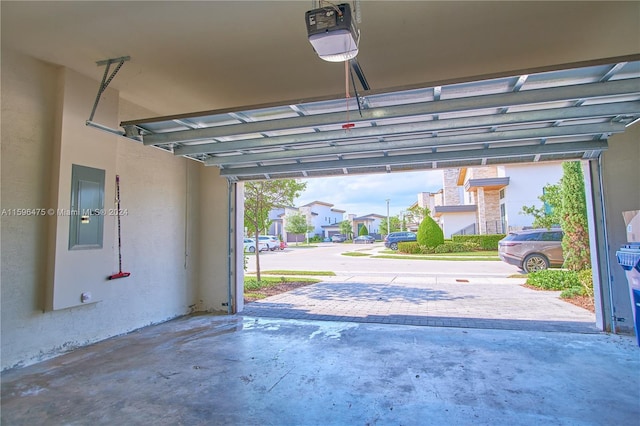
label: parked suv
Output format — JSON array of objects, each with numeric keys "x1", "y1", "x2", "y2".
[
  {"x1": 498, "y1": 228, "x2": 564, "y2": 273},
  {"x1": 258, "y1": 235, "x2": 280, "y2": 251},
  {"x1": 384, "y1": 231, "x2": 417, "y2": 250}
]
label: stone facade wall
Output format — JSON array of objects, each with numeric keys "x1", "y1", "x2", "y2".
[
  {"x1": 443, "y1": 169, "x2": 462, "y2": 205},
  {"x1": 476, "y1": 189, "x2": 502, "y2": 234},
  {"x1": 417, "y1": 192, "x2": 430, "y2": 209},
  {"x1": 466, "y1": 166, "x2": 498, "y2": 180}
]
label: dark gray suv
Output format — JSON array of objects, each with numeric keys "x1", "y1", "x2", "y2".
[
  {"x1": 498, "y1": 228, "x2": 564, "y2": 273},
  {"x1": 384, "y1": 231, "x2": 417, "y2": 250}
]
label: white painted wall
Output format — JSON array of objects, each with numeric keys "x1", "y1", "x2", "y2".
[
  {"x1": 0, "y1": 49, "x2": 230, "y2": 370},
  {"x1": 367, "y1": 217, "x2": 383, "y2": 234},
  {"x1": 197, "y1": 166, "x2": 232, "y2": 313},
  {"x1": 501, "y1": 162, "x2": 564, "y2": 229},
  {"x1": 601, "y1": 125, "x2": 640, "y2": 334},
  {"x1": 305, "y1": 203, "x2": 343, "y2": 236},
  {"x1": 440, "y1": 212, "x2": 477, "y2": 238}
]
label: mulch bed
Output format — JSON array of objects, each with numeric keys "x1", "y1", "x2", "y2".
[
  {"x1": 244, "y1": 281, "x2": 316, "y2": 304},
  {"x1": 523, "y1": 284, "x2": 595, "y2": 313},
  {"x1": 563, "y1": 295, "x2": 595, "y2": 313}
]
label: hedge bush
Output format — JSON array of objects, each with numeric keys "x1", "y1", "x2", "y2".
[
  {"x1": 433, "y1": 241, "x2": 480, "y2": 253},
  {"x1": 451, "y1": 234, "x2": 506, "y2": 250},
  {"x1": 526, "y1": 269, "x2": 580, "y2": 290},
  {"x1": 418, "y1": 216, "x2": 444, "y2": 248},
  {"x1": 359, "y1": 225, "x2": 369, "y2": 236},
  {"x1": 398, "y1": 242, "x2": 422, "y2": 254},
  {"x1": 577, "y1": 268, "x2": 594, "y2": 298}
]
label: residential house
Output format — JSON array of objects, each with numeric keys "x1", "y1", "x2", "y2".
[
  {"x1": 299, "y1": 201, "x2": 345, "y2": 238},
  {"x1": 415, "y1": 162, "x2": 564, "y2": 238},
  {"x1": 269, "y1": 202, "x2": 346, "y2": 242},
  {"x1": 348, "y1": 213, "x2": 385, "y2": 238}
]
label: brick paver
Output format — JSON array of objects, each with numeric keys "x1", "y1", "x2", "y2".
[{"x1": 242, "y1": 275, "x2": 598, "y2": 333}]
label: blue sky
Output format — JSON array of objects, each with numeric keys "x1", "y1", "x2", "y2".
[{"x1": 294, "y1": 170, "x2": 444, "y2": 218}]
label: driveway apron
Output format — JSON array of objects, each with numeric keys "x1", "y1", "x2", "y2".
[{"x1": 244, "y1": 247, "x2": 597, "y2": 332}]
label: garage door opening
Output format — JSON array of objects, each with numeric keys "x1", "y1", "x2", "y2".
[
  {"x1": 120, "y1": 57, "x2": 640, "y2": 333},
  {"x1": 238, "y1": 165, "x2": 599, "y2": 333}
]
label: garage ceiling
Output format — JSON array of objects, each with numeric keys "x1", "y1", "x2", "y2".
[
  {"x1": 122, "y1": 58, "x2": 640, "y2": 181},
  {"x1": 3, "y1": 1, "x2": 639, "y2": 181}
]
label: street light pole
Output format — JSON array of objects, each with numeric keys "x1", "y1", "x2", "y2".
[{"x1": 386, "y1": 199, "x2": 390, "y2": 236}]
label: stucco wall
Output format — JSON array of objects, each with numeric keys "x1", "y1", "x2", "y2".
[
  {"x1": 0, "y1": 49, "x2": 229, "y2": 370},
  {"x1": 502, "y1": 162, "x2": 564, "y2": 229},
  {"x1": 441, "y1": 212, "x2": 477, "y2": 238},
  {"x1": 601, "y1": 124, "x2": 640, "y2": 333}
]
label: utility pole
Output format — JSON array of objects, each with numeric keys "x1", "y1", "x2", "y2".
[{"x1": 386, "y1": 199, "x2": 390, "y2": 236}]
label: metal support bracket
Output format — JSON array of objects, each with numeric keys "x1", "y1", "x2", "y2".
[{"x1": 86, "y1": 56, "x2": 130, "y2": 136}]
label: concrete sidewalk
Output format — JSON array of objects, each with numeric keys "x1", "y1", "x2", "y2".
[{"x1": 242, "y1": 275, "x2": 598, "y2": 333}]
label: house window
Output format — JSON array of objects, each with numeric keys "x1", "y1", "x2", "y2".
[{"x1": 499, "y1": 189, "x2": 505, "y2": 200}]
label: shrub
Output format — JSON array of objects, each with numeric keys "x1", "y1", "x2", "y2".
[
  {"x1": 433, "y1": 241, "x2": 480, "y2": 253},
  {"x1": 526, "y1": 269, "x2": 580, "y2": 290},
  {"x1": 397, "y1": 242, "x2": 438, "y2": 254},
  {"x1": 452, "y1": 234, "x2": 506, "y2": 250},
  {"x1": 417, "y1": 216, "x2": 444, "y2": 248},
  {"x1": 560, "y1": 286, "x2": 587, "y2": 299},
  {"x1": 561, "y1": 161, "x2": 591, "y2": 271},
  {"x1": 359, "y1": 225, "x2": 369, "y2": 236},
  {"x1": 577, "y1": 268, "x2": 594, "y2": 298},
  {"x1": 398, "y1": 242, "x2": 421, "y2": 254}
]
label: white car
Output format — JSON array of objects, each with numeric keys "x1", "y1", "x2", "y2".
[
  {"x1": 243, "y1": 238, "x2": 267, "y2": 253},
  {"x1": 258, "y1": 235, "x2": 280, "y2": 251}
]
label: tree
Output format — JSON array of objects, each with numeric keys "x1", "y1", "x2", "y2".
[
  {"x1": 519, "y1": 161, "x2": 590, "y2": 271},
  {"x1": 359, "y1": 225, "x2": 369, "y2": 236},
  {"x1": 417, "y1": 215, "x2": 444, "y2": 248},
  {"x1": 561, "y1": 161, "x2": 590, "y2": 271},
  {"x1": 244, "y1": 179, "x2": 306, "y2": 280},
  {"x1": 405, "y1": 205, "x2": 430, "y2": 230},
  {"x1": 379, "y1": 216, "x2": 401, "y2": 235},
  {"x1": 339, "y1": 220, "x2": 353, "y2": 239},
  {"x1": 520, "y1": 182, "x2": 562, "y2": 228},
  {"x1": 285, "y1": 212, "x2": 312, "y2": 246}
]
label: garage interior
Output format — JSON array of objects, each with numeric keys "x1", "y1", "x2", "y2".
[{"x1": 2, "y1": 1, "x2": 639, "y2": 424}]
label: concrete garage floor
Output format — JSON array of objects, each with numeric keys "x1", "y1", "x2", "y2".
[{"x1": 2, "y1": 315, "x2": 638, "y2": 425}]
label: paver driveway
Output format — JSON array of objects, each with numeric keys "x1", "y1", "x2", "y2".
[{"x1": 244, "y1": 245, "x2": 597, "y2": 332}]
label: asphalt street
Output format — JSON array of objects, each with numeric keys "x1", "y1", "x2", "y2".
[{"x1": 247, "y1": 241, "x2": 522, "y2": 277}]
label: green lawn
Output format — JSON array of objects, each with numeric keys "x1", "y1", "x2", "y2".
[
  {"x1": 341, "y1": 252, "x2": 372, "y2": 257},
  {"x1": 244, "y1": 276, "x2": 321, "y2": 290},
  {"x1": 256, "y1": 270, "x2": 336, "y2": 276},
  {"x1": 372, "y1": 250, "x2": 500, "y2": 261}
]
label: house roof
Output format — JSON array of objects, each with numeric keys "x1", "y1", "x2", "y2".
[
  {"x1": 300, "y1": 201, "x2": 334, "y2": 208},
  {"x1": 465, "y1": 177, "x2": 511, "y2": 192},
  {"x1": 433, "y1": 205, "x2": 478, "y2": 217},
  {"x1": 353, "y1": 214, "x2": 385, "y2": 221}
]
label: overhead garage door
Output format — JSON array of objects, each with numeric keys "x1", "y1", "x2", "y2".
[{"x1": 120, "y1": 57, "x2": 640, "y2": 180}]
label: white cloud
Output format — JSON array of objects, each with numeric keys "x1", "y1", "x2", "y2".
[{"x1": 295, "y1": 170, "x2": 443, "y2": 217}]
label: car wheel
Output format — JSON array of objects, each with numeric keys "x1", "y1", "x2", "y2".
[
  {"x1": 523, "y1": 253, "x2": 549, "y2": 273},
  {"x1": 270, "y1": 246, "x2": 276, "y2": 251},
  {"x1": 248, "y1": 246, "x2": 255, "y2": 253},
  {"x1": 390, "y1": 242, "x2": 398, "y2": 250}
]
